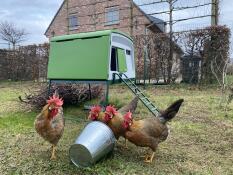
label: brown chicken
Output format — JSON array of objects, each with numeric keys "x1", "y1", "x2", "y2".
[
  {"x1": 89, "y1": 105, "x2": 126, "y2": 139},
  {"x1": 103, "y1": 96, "x2": 139, "y2": 140},
  {"x1": 124, "y1": 99, "x2": 184, "y2": 163},
  {"x1": 34, "y1": 91, "x2": 64, "y2": 160},
  {"x1": 104, "y1": 105, "x2": 125, "y2": 139},
  {"x1": 89, "y1": 105, "x2": 131, "y2": 149},
  {"x1": 87, "y1": 99, "x2": 134, "y2": 149},
  {"x1": 105, "y1": 97, "x2": 139, "y2": 138},
  {"x1": 89, "y1": 97, "x2": 139, "y2": 139},
  {"x1": 88, "y1": 105, "x2": 106, "y2": 122},
  {"x1": 88, "y1": 97, "x2": 138, "y2": 149}
]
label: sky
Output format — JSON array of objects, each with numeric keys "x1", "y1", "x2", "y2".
[
  {"x1": 0, "y1": 0, "x2": 63, "y2": 47},
  {"x1": 0, "y1": 0, "x2": 232, "y2": 58}
]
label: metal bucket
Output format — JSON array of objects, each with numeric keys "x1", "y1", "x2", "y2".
[{"x1": 69, "y1": 121, "x2": 116, "y2": 167}]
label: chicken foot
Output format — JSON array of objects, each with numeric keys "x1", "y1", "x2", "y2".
[
  {"x1": 50, "y1": 144, "x2": 56, "y2": 160},
  {"x1": 144, "y1": 152, "x2": 155, "y2": 163},
  {"x1": 116, "y1": 139, "x2": 128, "y2": 149}
]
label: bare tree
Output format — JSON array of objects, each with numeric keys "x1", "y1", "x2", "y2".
[
  {"x1": 208, "y1": 26, "x2": 231, "y2": 109},
  {"x1": 227, "y1": 63, "x2": 233, "y2": 75},
  {"x1": 0, "y1": 21, "x2": 28, "y2": 49}
]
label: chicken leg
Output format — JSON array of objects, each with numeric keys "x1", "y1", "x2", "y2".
[
  {"x1": 124, "y1": 138, "x2": 128, "y2": 148},
  {"x1": 50, "y1": 144, "x2": 56, "y2": 160}
]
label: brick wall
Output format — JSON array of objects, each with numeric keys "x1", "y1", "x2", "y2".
[{"x1": 45, "y1": 0, "x2": 161, "y2": 39}]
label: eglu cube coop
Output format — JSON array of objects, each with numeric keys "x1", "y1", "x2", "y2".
[
  {"x1": 47, "y1": 30, "x2": 136, "y2": 105},
  {"x1": 47, "y1": 30, "x2": 135, "y2": 82}
]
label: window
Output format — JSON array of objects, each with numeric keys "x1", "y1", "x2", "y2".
[
  {"x1": 105, "y1": 6, "x2": 119, "y2": 25},
  {"x1": 68, "y1": 15, "x2": 78, "y2": 29},
  {"x1": 126, "y1": 50, "x2": 131, "y2": 55}
]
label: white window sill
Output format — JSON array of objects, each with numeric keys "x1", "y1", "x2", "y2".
[
  {"x1": 69, "y1": 26, "x2": 79, "y2": 31},
  {"x1": 104, "y1": 21, "x2": 120, "y2": 26}
]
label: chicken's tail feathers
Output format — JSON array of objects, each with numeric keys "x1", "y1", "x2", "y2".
[
  {"x1": 159, "y1": 99, "x2": 184, "y2": 123},
  {"x1": 118, "y1": 96, "x2": 139, "y2": 115},
  {"x1": 130, "y1": 96, "x2": 139, "y2": 112}
]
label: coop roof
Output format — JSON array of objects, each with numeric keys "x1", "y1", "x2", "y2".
[{"x1": 51, "y1": 30, "x2": 133, "y2": 42}]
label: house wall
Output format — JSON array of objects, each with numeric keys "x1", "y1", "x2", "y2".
[
  {"x1": 46, "y1": 1, "x2": 68, "y2": 37},
  {"x1": 45, "y1": 0, "x2": 160, "y2": 39}
]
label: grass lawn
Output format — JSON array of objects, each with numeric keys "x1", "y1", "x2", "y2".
[{"x1": 0, "y1": 81, "x2": 233, "y2": 175}]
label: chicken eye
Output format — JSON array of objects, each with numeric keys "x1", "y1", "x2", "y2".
[{"x1": 49, "y1": 106, "x2": 52, "y2": 111}]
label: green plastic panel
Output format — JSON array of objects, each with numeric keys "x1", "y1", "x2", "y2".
[
  {"x1": 117, "y1": 48, "x2": 127, "y2": 73},
  {"x1": 47, "y1": 36, "x2": 110, "y2": 80}
]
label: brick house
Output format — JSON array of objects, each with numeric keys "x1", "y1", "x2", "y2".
[
  {"x1": 45, "y1": 0, "x2": 183, "y2": 82},
  {"x1": 45, "y1": 0, "x2": 166, "y2": 38}
]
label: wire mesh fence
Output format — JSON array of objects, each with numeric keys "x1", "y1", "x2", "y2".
[{"x1": 134, "y1": 26, "x2": 230, "y2": 84}]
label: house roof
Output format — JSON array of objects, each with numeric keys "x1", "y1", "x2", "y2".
[
  {"x1": 44, "y1": 0, "x2": 66, "y2": 35},
  {"x1": 50, "y1": 29, "x2": 133, "y2": 42},
  {"x1": 146, "y1": 15, "x2": 166, "y2": 32},
  {"x1": 131, "y1": 1, "x2": 166, "y2": 32}
]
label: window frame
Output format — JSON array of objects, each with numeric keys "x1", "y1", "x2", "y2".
[
  {"x1": 105, "y1": 6, "x2": 120, "y2": 26},
  {"x1": 68, "y1": 15, "x2": 79, "y2": 30}
]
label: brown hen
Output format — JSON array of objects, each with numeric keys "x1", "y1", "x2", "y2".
[
  {"x1": 104, "y1": 96, "x2": 139, "y2": 140},
  {"x1": 34, "y1": 91, "x2": 64, "y2": 160},
  {"x1": 89, "y1": 97, "x2": 139, "y2": 140},
  {"x1": 124, "y1": 99, "x2": 184, "y2": 163}
]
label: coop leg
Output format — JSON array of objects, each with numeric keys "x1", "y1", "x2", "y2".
[
  {"x1": 105, "y1": 82, "x2": 109, "y2": 106},
  {"x1": 88, "y1": 83, "x2": 92, "y2": 100},
  {"x1": 48, "y1": 80, "x2": 52, "y2": 97},
  {"x1": 99, "y1": 82, "x2": 109, "y2": 107}
]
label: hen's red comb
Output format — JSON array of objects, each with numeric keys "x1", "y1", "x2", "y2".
[
  {"x1": 90, "y1": 105, "x2": 102, "y2": 113},
  {"x1": 123, "y1": 111, "x2": 132, "y2": 121},
  {"x1": 105, "y1": 105, "x2": 118, "y2": 115},
  {"x1": 47, "y1": 95, "x2": 63, "y2": 107}
]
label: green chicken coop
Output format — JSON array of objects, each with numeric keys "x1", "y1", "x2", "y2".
[
  {"x1": 47, "y1": 30, "x2": 135, "y2": 105},
  {"x1": 47, "y1": 30, "x2": 135, "y2": 82}
]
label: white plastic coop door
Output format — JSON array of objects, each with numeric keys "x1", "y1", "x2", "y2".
[{"x1": 108, "y1": 33, "x2": 135, "y2": 80}]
